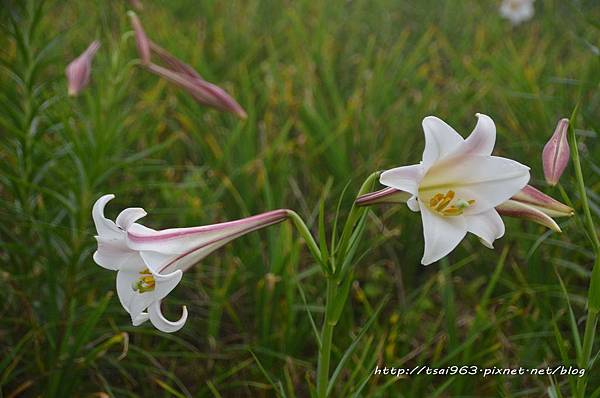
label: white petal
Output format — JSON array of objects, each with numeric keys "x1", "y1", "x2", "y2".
[
  {"x1": 407, "y1": 196, "x2": 420, "y2": 212},
  {"x1": 465, "y1": 209, "x2": 505, "y2": 249},
  {"x1": 151, "y1": 269, "x2": 183, "y2": 301},
  {"x1": 93, "y1": 236, "x2": 145, "y2": 271},
  {"x1": 132, "y1": 312, "x2": 149, "y2": 326},
  {"x1": 453, "y1": 113, "x2": 496, "y2": 158},
  {"x1": 116, "y1": 270, "x2": 138, "y2": 312},
  {"x1": 148, "y1": 301, "x2": 188, "y2": 333},
  {"x1": 421, "y1": 155, "x2": 530, "y2": 213},
  {"x1": 116, "y1": 207, "x2": 147, "y2": 230},
  {"x1": 380, "y1": 164, "x2": 424, "y2": 196},
  {"x1": 128, "y1": 291, "x2": 155, "y2": 322},
  {"x1": 420, "y1": 203, "x2": 467, "y2": 265},
  {"x1": 422, "y1": 116, "x2": 464, "y2": 168},
  {"x1": 92, "y1": 194, "x2": 121, "y2": 239}
]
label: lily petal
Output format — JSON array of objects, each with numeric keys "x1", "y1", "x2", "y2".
[
  {"x1": 465, "y1": 208, "x2": 505, "y2": 248},
  {"x1": 151, "y1": 269, "x2": 183, "y2": 300},
  {"x1": 93, "y1": 236, "x2": 145, "y2": 271},
  {"x1": 420, "y1": 202, "x2": 467, "y2": 265},
  {"x1": 115, "y1": 207, "x2": 147, "y2": 230},
  {"x1": 458, "y1": 113, "x2": 496, "y2": 157},
  {"x1": 422, "y1": 155, "x2": 530, "y2": 213},
  {"x1": 380, "y1": 164, "x2": 424, "y2": 196},
  {"x1": 422, "y1": 116, "x2": 464, "y2": 168},
  {"x1": 92, "y1": 194, "x2": 121, "y2": 238},
  {"x1": 148, "y1": 301, "x2": 188, "y2": 333}
]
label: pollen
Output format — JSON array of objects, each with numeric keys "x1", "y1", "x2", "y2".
[
  {"x1": 427, "y1": 190, "x2": 475, "y2": 216},
  {"x1": 133, "y1": 268, "x2": 156, "y2": 293}
]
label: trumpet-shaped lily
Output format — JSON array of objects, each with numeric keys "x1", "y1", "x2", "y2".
[
  {"x1": 66, "y1": 40, "x2": 100, "y2": 96},
  {"x1": 92, "y1": 195, "x2": 289, "y2": 332},
  {"x1": 500, "y1": 0, "x2": 535, "y2": 26},
  {"x1": 542, "y1": 118, "x2": 570, "y2": 186},
  {"x1": 373, "y1": 114, "x2": 530, "y2": 265}
]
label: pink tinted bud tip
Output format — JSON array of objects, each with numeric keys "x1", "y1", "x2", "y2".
[
  {"x1": 66, "y1": 40, "x2": 100, "y2": 96},
  {"x1": 542, "y1": 118, "x2": 570, "y2": 186}
]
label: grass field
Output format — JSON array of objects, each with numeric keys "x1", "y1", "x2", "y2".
[{"x1": 1, "y1": 0, "x2": 600, "y2": 396}]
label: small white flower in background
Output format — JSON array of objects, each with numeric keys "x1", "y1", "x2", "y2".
[
  {"x1": 500, "y1": 0, "x2": 535, "y2": 26},
  {"x1": 92, "y1": 195, "x2": 289, "y2": 332},
  {"x1": 377, "y1": 114, "x2": 530, "y2": 265}
]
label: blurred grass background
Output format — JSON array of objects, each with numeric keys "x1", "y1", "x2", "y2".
[{"x1": 1, "y1": 0, "x2": 599, "y2": 396}]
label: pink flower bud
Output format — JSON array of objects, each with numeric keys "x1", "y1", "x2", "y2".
[
  {"x1": 65, "y1": 40, "x2": 100, "y2": 96},
  {"x1": 542, "y1": 118, "x2": 570, "y2": 186},
  {"x1": 146, "y1": 62, "x2": 247, "y2": 119},
  {"x1": 127, "y1": 11, "x2": 150, "y2": 65}
]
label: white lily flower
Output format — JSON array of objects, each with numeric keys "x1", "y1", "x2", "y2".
[
  {"x1": 500, "y1": 0, "x2": 535, "y2": 26},
  {"x1": 379, "y1": 114, "x2": 530, "y2": 265},
  {"x1": 92, "y1": 194, "x2": 288, "y2": 332}
]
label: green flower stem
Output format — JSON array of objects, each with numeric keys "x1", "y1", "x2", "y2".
[
  {"x1": 317, "y1": 278, "x2": 337, "y2": 398},
  {"x1": 567, "y1": 116, "x2": 599, "y2": 398},
  {"x1": 315, "y1": 171, "x2": 381, "y2": 397}
]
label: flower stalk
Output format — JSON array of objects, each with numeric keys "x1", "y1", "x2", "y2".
[{"x1": 567, "y1": 111, "x2": 600, "y2": 398}]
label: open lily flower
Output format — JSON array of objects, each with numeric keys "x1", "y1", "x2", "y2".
[
  {"x1": 93, "y1": 195, "x2": 288, "y2": 332},
  {"x1": 358, "y1": 184, "x2": 572, "y2": 233},
  {"x1": 364, "y1": 114, "x2": 530, "y2": 265}
]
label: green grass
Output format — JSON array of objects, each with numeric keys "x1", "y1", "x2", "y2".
[{"x1": 1, "y1": 0, "x2": 599, "y2": 396}]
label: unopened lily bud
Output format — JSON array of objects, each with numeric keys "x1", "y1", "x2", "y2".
[
  {"x1": 496, "y1": 185, "x2": 573, "y2": 232},
  {"x1": 542, "y1": 118, "x2": 570, "y2": 186},
  {"x1": 511, "y1": 185, "x2": 573, "y2": 217},
  {"x1": 66, "y1": 40, "x2": 100, "y2": 96},
  {"x1": 146, "y1": 62, "x2": 247, "y2": 119},
  {"x1": 127, "y1": 11, "x2": 150, "y2": 65}
]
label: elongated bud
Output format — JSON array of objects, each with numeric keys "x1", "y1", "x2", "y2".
[
  {"x1": 149, "y1": 41, "x2": 202, "y2": 80},
  {"x1": 497, "y1": 185, "x2": 573, "y2": 232},
  {"x1": 146, "y1": 63, "x2": 247, "y2": 119},
  {"x1": 542, "y1": 118, "x2": 570, "y2": 186},
  {"x1": 66, "y1": 40, "x2": 100, "y2": 96},
  {"x1": 355, "y1": 187, "x2": 411, "y2": 206},
  {"x1": 127, "y1": 11, "x2": 151, "y2": 65},
  {"x1": 496, "y1": 200, "x2": 562, "y2": 232},
  {"x1": 511, "y1": 185, "x2": 573, "y2": 218}
]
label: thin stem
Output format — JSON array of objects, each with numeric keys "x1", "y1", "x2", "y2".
[
  {"x1": 578, "y1": 309, "x2": 598, "y2": 397},
  {"x1": 317, "y1": 278, "x2": 337, "y2": 398},
  {"x1": 568, "y1": 122, "x2": 600, "y2": 252},
  {"x1": 287, "y1": 209, "x2": 323, "y2": 265},
  {"x1": 567, "y1": 116, "x2": 599, "y2": 398}
]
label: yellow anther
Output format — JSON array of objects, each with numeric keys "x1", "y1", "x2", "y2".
[
  {"x1": 133, "y1": 268, "x2": 156, "y2": 293},
  {"x1": 429, "y1": 193, "x2": 444, "y2": 207},
  {"x1": 427, "y1": 190, "x2": 474, "y2": 217}
]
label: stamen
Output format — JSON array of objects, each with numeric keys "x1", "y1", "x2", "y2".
[
  {"x1": 426, "y1": 190, "x2": 475, "y2": 217},
  {"x1": 132, "y1": 268, "x2": 156, "y2": 293}
]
